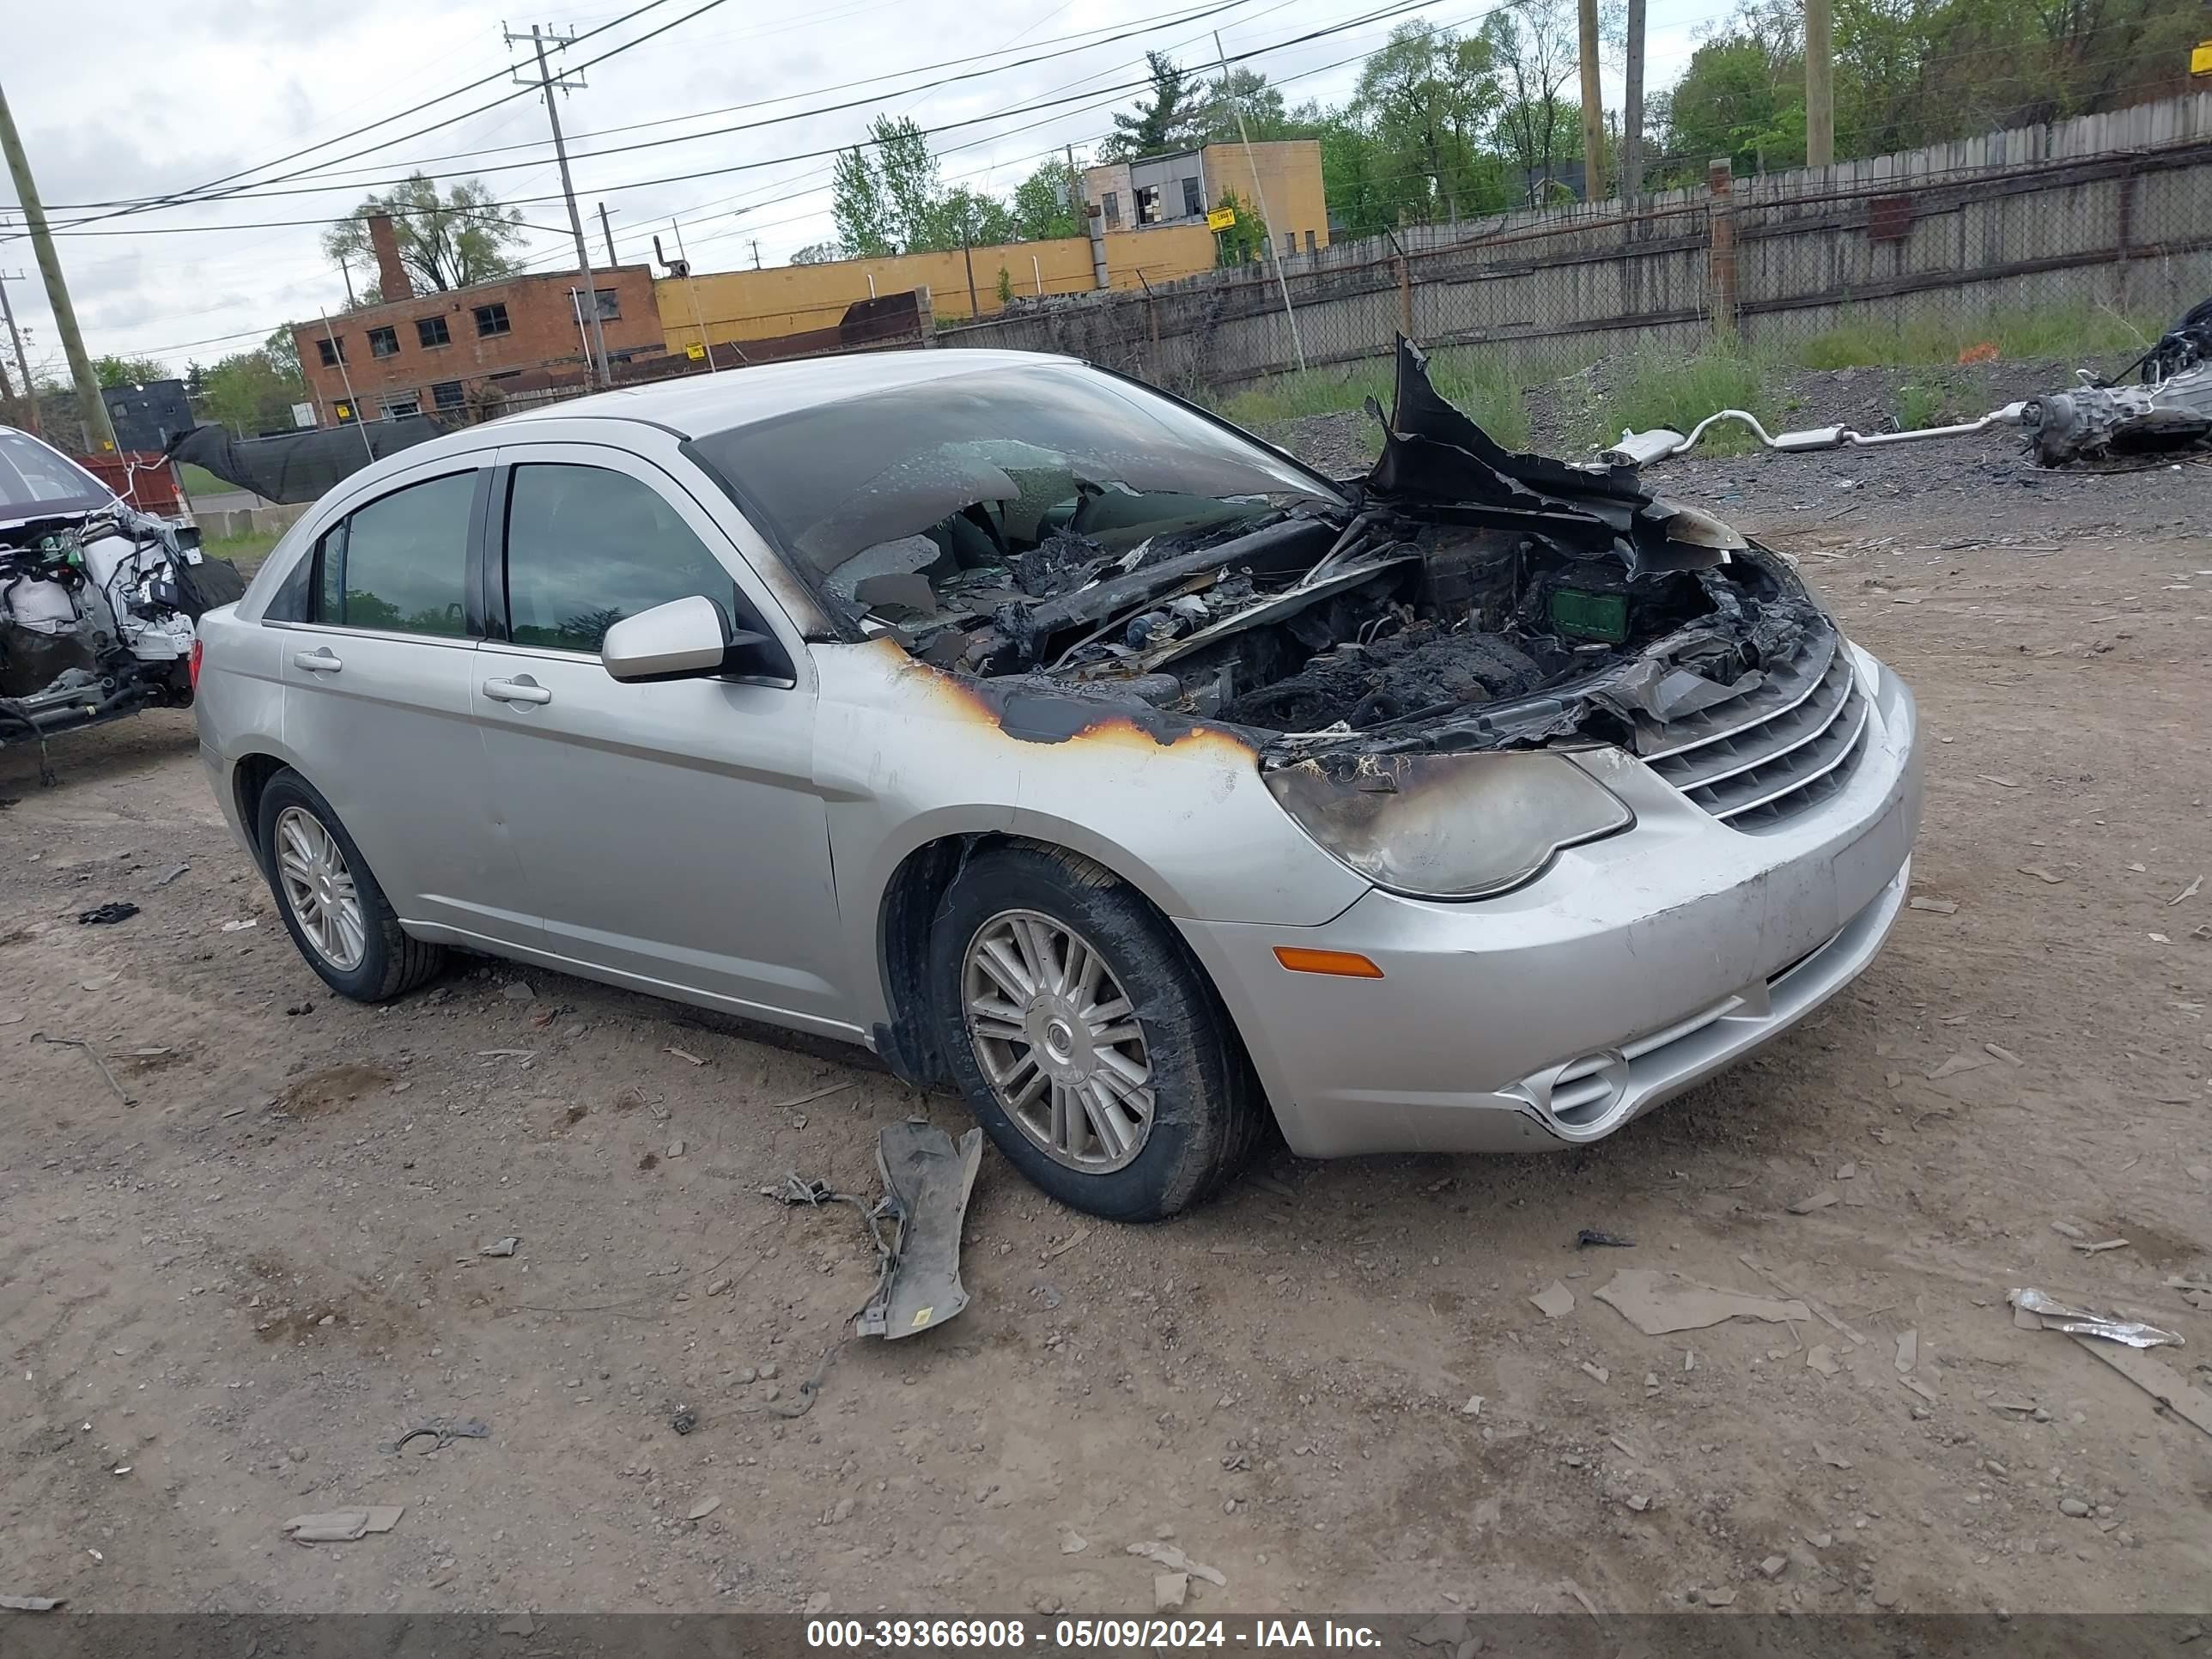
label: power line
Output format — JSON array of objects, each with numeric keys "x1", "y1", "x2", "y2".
[
  {"x1": 3, "y1": 0, "x2": 700, "y2": 239},
  {"x1": 17, "y1": 0, "x2": 738, "y2": 234}
]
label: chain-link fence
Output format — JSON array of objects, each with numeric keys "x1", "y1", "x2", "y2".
[{"x1": 942, "y1": 89, "x2": 2212, "y2": 403}]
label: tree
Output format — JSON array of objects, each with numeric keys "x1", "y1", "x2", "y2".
[
  {"x1": 94, "y1": 355, "x2": 170, "y2": 387},
  {"x1": 1009, "y1": 158, "x2": 1083, "y2": 241},
  {"x1": 1198, "y1": 68, "x2": 1297, "y2": 143},
  {"x1": 1103, "y1": 52, "x2": 1205, "y2": 160},
  {"x1": 1353, "y1": 22, "x2": 1506, "y2": 223},
  {"x1": 1485, "y1": 0, "x2": 1583, "y2": 205},
  {"x1": 321, "y1": 173, "x2": 526, "y2": 294},
  {"x1": 996, "y1": 265, "x2": 1015, "y2": 306},
  {"x1": 198, "y1": 343, "x2": 307, "y2": 435},
  {"x1": 832, "y1": 117, "x2": 948, "y2": 255},
  {"x1": 261, "y1": 325, "x2": 301, "y2": 383},
  {"x1": 791, "y1": 240, "x2": 843, "y2": 264},
  {"x1": 1211, "y1": 189, "x2": 1269, "y2": 266}
]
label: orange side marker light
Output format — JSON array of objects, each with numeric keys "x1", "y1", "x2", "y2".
[{"x1": 1272, "y1": 946, "x2": 1385, "y2": 979}]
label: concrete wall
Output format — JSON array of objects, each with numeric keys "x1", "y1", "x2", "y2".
[
  {"x1": 944, "y1": 93, "x2": 2212, "y2": 396},
  {"x1": 655, "y1": 225, "x2": 1218, "y2": 350}
]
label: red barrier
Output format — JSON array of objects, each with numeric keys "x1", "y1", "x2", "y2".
[{"x1": 73, "y1": 452, "x2": 186, "y2": 516}]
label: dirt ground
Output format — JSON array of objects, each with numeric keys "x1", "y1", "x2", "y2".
[{"x1": 3, "y1": 428, "x2": 2209, "y2": 1619}]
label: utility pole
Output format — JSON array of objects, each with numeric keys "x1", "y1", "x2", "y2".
[
  {"x1": 0, "y1": 267, "x2": 38, "y2": 434},
  {"x1": 960, "y1": 207, "x2": 980, "y2": 319},
  {"x1": 338, "y1": 255, "x2": 357, "y2": 308},
  {"x1": 1805, "y1": 0, "x2": 1835, "y2": 167},
  {"x1": 1622, "y1": 0, "x2": 1646, "y2": 204},
  {"x1": 1212, "y1": 30, "x2": 1304, "y2": 373},
  {"x1": 598, "y1": 202, "x2": 617, "y2": 269},
  {"x1": 1576, "y1": 0, "x2": 1605, "y2": 204},
  {"x1": 507, "y1": 24, "x2": 610, "y2": 387},
  {"x1": 0, "y1": 82, "x2": 114, "y2": 451}
]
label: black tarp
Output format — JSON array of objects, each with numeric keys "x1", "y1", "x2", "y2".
[{"x1": 167, "y1": 416, "x2": 449, "y2": 505}]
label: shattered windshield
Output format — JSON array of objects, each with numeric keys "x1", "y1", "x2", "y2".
[{"x1": 684, "y1": 362, "x2": 1342, "y2": 618}]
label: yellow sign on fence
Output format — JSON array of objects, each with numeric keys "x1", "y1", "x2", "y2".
[
  {"x1": 1206, "y1": 207, "x2": 1238, "y2": 231},
  {"x1": 685, "y1": 342, "x2": 707, "y2": 360},
  {"x1": 2193, "y1": 38, "x2": 2212, "y2": 73}
]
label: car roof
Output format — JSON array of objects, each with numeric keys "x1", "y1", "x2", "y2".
[{"x1": 496, "y1": 348, "x2": 1081, "y2": 441}]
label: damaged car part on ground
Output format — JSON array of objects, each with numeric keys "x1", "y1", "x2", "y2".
[
  {"x1": 2, "y1": 424, "x2": 246, "y2": 778},
  {"x1": 195, "y1": 343, "x2": 1919, "y2": 1222},
  {"x1": 1607, "y1": 298, "x2": 2212, "y2": 471}
]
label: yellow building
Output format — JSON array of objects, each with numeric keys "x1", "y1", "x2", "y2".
[
  {"x1": 1081, "y1": 141, "x2": 1330, "y2": 260},
  {"x1": 656, "y1": 223, "x2": 1219, "y2": 352}
]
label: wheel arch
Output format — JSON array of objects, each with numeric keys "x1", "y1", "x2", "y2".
[{"x1": 869, "y1": 829, "x2": 1263, "y2": 1109}]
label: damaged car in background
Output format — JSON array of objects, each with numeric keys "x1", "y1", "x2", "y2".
[
  {"x1": 194, "y1": 342, "x2": 1919, "y2": 1221},
  {"x1": 3, "y1": 423, "x2": 246, "y2": 779}
]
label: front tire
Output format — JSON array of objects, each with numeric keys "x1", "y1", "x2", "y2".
[
  {"x1": 928, "y1": 842, "x2": 1265, "y2": 1221},
  {"x1": 255, "y1": 768, "x2": 444, "y2": 1001}
]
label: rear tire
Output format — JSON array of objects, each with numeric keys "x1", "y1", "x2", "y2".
[
  {"x1": 255, "y1": 768, "x2": 444, "y2": 1002},
  {"x1": 928, "y1": 842, "x2": 1265, "y2": 1221}
]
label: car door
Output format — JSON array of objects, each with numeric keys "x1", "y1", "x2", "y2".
[
  {"x1": 275, "y1": 462, "x2": 541, "y2": 946},
  {"x1": 468, "y1": 442, "x2": 854, "y2": 1035}
]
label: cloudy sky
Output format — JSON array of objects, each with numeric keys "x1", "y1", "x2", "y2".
[{"x1": 1, "y1": 0, "x2": 1729, "y2": 379}]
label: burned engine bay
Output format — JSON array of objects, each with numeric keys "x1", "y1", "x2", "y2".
[{"x1": 850, "y1": 338, "x2": 1827, "y2": 764}]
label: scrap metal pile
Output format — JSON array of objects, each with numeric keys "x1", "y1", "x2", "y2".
[{"x1": 1607, "y1": 297, "x2": 2212, "y2": 471}]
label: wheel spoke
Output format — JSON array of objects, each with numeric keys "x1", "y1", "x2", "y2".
[
  {"x1": 1083, "y1": 993, "x2": 1133, "y2": 1026},
  {"x1": 1004, "y1": 1054, "x2": 1048, "y2": 1109},
  {"x1": 976, "y1": 937, "x2": 1034, "y2": 1000},
  {"x1": 1011, "y1": 917, "x2": 1054, "y2": 991},
  {"x1": 1080, "y1": 1079, "x2": 1131, "y2": 1161},
  {"x1": 1048, "y1": 1079, "x2": 1076, "y2": 1155},
  {"x1": 1094, "y1": 1045, "x2": 1150, "y2": 1093},
  {"x1": 968, "y1": 998, "x2": 1028, "y2": 1045}
]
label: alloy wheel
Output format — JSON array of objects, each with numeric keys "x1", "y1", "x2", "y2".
[
  {"x1": 961, "y1": 908, "x2": 1155, "y2": 1172},
  {"x1": 273, "y1": 805, "x2": 366, "y2": 971}
]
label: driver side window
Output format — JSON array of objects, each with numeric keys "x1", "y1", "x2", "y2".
[{"x1": 502, "y1": 463, "x2": 740, "y2": 653}]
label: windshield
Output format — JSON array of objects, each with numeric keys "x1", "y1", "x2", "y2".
[
  {"x1": 684, "y1": 362, "x2": 1342, "y2": 617},
  {"x1": 0, "y1": 429, "x2": 114, "y2": 519}
]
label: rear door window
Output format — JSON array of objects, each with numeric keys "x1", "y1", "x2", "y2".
[
  {"x1": 501, "y1": 463, "x2": 738, "y2": 653},
  {"x1": 316, "y1": 471, "x2": 475, "y2": 637}
]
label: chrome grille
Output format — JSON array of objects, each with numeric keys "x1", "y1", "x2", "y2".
[{"x1": 1639, "y1": 628, "x2": 1869, "y2": 831}]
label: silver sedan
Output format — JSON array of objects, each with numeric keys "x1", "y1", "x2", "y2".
[{"x1": 193, "y1": 345, "x2": 1919, "y2": 1219}]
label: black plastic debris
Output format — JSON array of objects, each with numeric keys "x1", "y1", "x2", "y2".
[
  {"x1": 77, "y1": 902, "x2": 139, "y2": 926},
  {"x1": 1577, "y1": 1229, "x2": 1636, "y2": 1249},
  {"x1": 670, "y1": 1407, "x2": 698, "y2": 1436}
]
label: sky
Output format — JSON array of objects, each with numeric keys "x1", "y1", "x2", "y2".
[{"x1": 0, "y1": 0, "x2": 1734, "y2": 380}]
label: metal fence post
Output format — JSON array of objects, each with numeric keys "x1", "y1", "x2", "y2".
[{"x1": 1706, "y1": 158, "x2": 1739, "y2": 343}]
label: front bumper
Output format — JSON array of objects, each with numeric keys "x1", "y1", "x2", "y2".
[{"x1": 1176, "y1": 645, "x2": 1922, "y2": 1158}]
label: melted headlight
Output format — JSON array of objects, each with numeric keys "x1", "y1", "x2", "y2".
[{"x1": 1264, "y1": 750, "x2": 1635, "y2": 899}]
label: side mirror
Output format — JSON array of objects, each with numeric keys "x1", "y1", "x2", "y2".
[{"x1": 601, "y1": 594, "x2": 791, "y2": 684}]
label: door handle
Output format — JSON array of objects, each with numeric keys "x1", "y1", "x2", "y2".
[
  {"x1": 483, "y1": 677, "x2": 552, "y2": 706},
  {"x1": 291, "y1": 648, "x2": 342, "y2": 673}
]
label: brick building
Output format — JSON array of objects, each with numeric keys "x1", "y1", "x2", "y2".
[{"x1": 294, "y1": 215, "x2": 664, "y2": 423}]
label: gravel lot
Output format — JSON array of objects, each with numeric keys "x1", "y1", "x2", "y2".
[{"x1": 3, "y1": 409, "x2": 2209, "y2": 1617}]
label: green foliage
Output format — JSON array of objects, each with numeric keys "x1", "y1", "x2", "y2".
[
  {"x1": 1485, "y1": 0, "x2": 1583, "y2": 204},
  {"x1": 1218, "y1": 347, "x2": 1528, "y2": 449},
  {"x1": 995, "y1": 265, "x2": 1015, "y2": 306},
  {"x1": 1590, "y1": 349, "x2": 1773, "y2": 454},
  {"x1": 1656, "y1": 0, "x2": 2203, "y2": 179},
  {"x1": 1102, "y1": 52, "x2": 1206, "y2": 160},
  {"x1": 1009, "y1": 158, "x2": 1083, "y2": 241},
  {"x1": 1896, "y1": 382, "x2": 1945, "y2": 429},
  {"x1": 200, "y1": 529, "x2": 282, "y2": 576},
  {"x1": 1352, "y1": 21, "x2": 1510, "y2": 222},
  {"x1": 1794, "y1": 304, "x2": 2160, "y2": 367},
  {"x1": 197, "y1": 336, "x2": 308, "y2": 436},
  {"x1": 321, "y1": 173, "x2": 525, "y2": 293},
  {"x1": 94, "y1": 355, "x2": 170, "y2": 387},
  {"x1": 1211, "y1": 191, "x2": 1269, "y2": 267},
  {"x1": 834, "y1": 120, "x2": 1025, "y2": 256}
]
